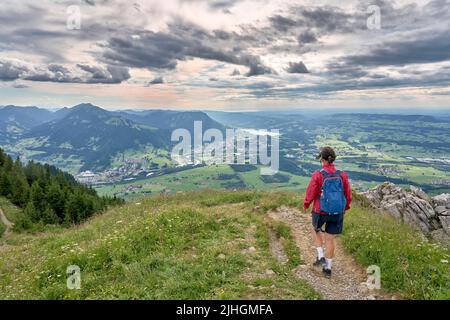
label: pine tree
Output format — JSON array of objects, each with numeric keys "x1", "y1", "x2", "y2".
[
  {"x1": 29, "y1": 181, "x2": 45, "y2": 215},
  {"x1": 46, "y1": 181, "x2": 65, "y2": 220},
  {"x1": 24, "y1": 201, "x2": 39, "y2": 223},
  {"x1": 10, "y1": 170, "x2": 29, "y2": 206},
  {"x1": 65, "y1": 193, "x2": 81, "y2": 224},
  {"x1": 42, "y1": 206, "x2": 60, "y2": 225},
  {"x1": 0, "y1": 172, "x2": 11, "y2": 197},
  {"x1": 0, "y1": 147, "x2": 122, "y2": 228}
]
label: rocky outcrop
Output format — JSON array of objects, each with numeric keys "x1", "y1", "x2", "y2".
[{"x1": 361, "y1": 183, "x2": 450, "y2": 245}]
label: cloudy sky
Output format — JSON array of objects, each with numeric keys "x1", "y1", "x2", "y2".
[{"x1": 0, "y1": 0, "x2": 449, "y2": 110}]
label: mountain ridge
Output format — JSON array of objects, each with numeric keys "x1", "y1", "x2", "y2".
[
  {"x1": 1, "y1": 103, "x2": 226, "y2": 173},
  {"x1": 24, "y1": 103, "x2": 169, "y2": 171}
]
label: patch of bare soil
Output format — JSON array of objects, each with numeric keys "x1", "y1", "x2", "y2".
[{"x1": 268, "y1": 230, "x2": 288, "y2": 265}]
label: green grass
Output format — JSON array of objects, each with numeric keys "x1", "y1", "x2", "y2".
[
  {"x1": 199, "y1": 191, "x2": 261, "y2": 207},
  {"x1": 342, "y1": 205, "x2": 450, "y2": 300},
  {"x1": 0, "y1": 220, "x2": 5, "y2": 237},
  {"x1": 271, "y1": 221, "x2": 302, "y2": 268},
  {"x1": 237, "y1": 169, "x2": 310, "y2": 192},
  {"x1": 1, "y1": 190, "x2": 448, "y2": 300},
  {"x1": 0, "y1": 190, "x2": 319, "y2": 300},
  {"x1": 0, "y1": 197, "x2": 22, "y2": 223},
  {"x1": 256, "y1": 192, "x2": 303, "y2": 212}
]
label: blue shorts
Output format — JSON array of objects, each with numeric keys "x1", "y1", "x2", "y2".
[{"x1": 312, "y1": 212, "x2": 344, "y2": 235}]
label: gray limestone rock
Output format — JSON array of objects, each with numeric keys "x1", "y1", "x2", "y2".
[{"x1": 361, "y1": 183, "x2": 449, "y2": 245}]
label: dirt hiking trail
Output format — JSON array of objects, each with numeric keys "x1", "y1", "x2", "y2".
[
  {"x1": 0, "y1": 208, "x2": 14, "y2": 236},
  {"x1": 269, "y1": 206, "x2": 399, "y2": 300}
]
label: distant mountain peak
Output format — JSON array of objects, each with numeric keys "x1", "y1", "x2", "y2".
[
  {"x1": 72, "y1": 103, "x2": 102, "y2": 110},
  {"x1": 67, "y1": 103, "x2": 110, "y2": 118},
  {"x1": 2, "y1": 105, "x2": 39, "y2": 110}
]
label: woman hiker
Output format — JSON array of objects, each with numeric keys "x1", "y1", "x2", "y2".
[{"x1": 303, "y1": 146, "x2": 352, "y2": 278}]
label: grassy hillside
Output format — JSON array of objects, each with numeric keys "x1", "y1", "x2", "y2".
[
  {"x1": 0, "y1": 191, "x2": 448, "y2": 300},
  {"x1": 0, "y1": 191, "x2": 318, "y2": 299},
  {"x1": 341, "y1": 198, "x2": 450, "y2": 300}
]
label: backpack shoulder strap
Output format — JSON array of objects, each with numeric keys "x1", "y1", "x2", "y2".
[
  {"x1": 322, "y1": 169, "x2": 343, "y2": 180},
  {"x1": 320, "y1": 169, "x2": 333, "y2": 178},
  {"x1": 317, "y1": 169, "x2": 327, "y2": 198}
]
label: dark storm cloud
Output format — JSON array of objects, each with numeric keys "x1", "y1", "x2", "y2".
[
  {"x1": 0, "y1": 26, "x2": 113, "y2": 64},
  {"x1": 188, "y1": 77, "x2": 275, "y2": 91},
  {"x1": 0, "y1": 60, "x2": 29, "y2": 81},
  {"x1": 359, "y1": 0, "x2": 450, "y2": 33},
  {"x1": 213, "y1": 30, "x2": 232, "y2": 40},
  {"x1": 231, "y1": 69, "x2": 241, "y2": 76},
  {"x1": 261, "y1": 5, "x2": 364, "y2": 55},
  {"x1": 268, "y1": 5, "x2": 359, "y2": 36},
  {"x1": 181, "y1": 0, "x2": 243, "y2": 10},
  {"x1": 13, "y1": 28, "x2": 69, "y2": 39},
  {"x1": 106, "y1": 65, "x2": 131, "y2": 83},
  {"x1": 0, "y1": 4, "x2": 46, "y2": 25},
  {"x1": 101, "y1": 21, "x2": 274, "y2": 77},
  {"x1": 148, "y1": 76, "x2": 164, "y2": 85},
  {"x1": 293, "y1": 6, "x2": 354, "y2": 33},
  {"x1": 344, "y1": 31, "x2": 450, "y2": 67},
  {"x1": 269, "y1": 15, "x2": 298, "y2": 32},
  {"x1": 80, "y1": 0, "x2": 112, "y2": 6},
  {"x1": 293, "y1": 0, "x2": 450, "y2": 93},
  {"x1": 325, "y1": 62, "x2": 369, "y2": 80},
  {"x1": 12, "y1": 83, "x2": 29, "y2": 89},
  {"x1": 0, "y1": 27, "x2": 71, "y2": 62},
  {"x1": 1, "y1": 0, "x2": 450, "y2": 96},
  {"x1": 298, "y1": 31, "x2": 317, "y2": 44},
  {"x1": 267, "y1": 0, "x2": 448, "y2": 44},
  {"x1": 286, "y1": 62, "x2": 309, "y2": 74},
  {"x1": 208, "y1": 0, "x2": 242, "y2": 9},
  {"x1": 246, "y1": 61, "x2": 273, "y2": 76},
  {"x1": 0, "y1": 59, "x2": 130, "y2": 84},
  {"x1": 102, "y1": 34, "x2": 179, "y2": 70},
  {"x1": 77, "y1": 64, "x2": 131, "y2": 83},
  {"x1": 0, "y1": 1, "x2": 133, "y2": 64},
  {"x1": 248, "y1": 67, "x2": 450, "y2": 99},
  {"x1": 249, "y1": 76, "x2": 450, "y2": 99},
  {"x1": 320, "y1": 27, "x2": 450, "y2": 90}
]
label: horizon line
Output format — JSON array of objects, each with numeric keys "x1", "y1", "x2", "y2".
[{"x1": 1, "y1": 102, "x2": 450, "y2": 114}]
